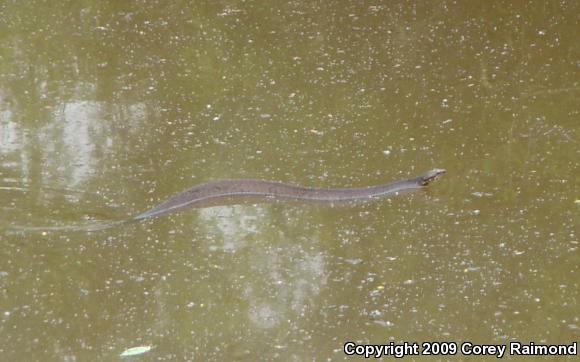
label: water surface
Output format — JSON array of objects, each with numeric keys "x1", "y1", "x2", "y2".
[{"x1": 0, "y1": 1, "x2": 578, "y2": 360}]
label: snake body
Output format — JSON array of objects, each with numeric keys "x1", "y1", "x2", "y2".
[{"x1": 134, "y1": 169, "x2": 446, "y2": 220}]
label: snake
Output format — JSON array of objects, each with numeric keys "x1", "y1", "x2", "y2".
[{"x1": 133, "y1": 168, "x2": 446, "y2": 220}]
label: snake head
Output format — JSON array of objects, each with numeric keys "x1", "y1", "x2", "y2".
[{"x1": 419, "y1": 168, "x2": 446, "y2": 186}]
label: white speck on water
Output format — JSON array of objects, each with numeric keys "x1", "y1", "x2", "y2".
[
  {"x1": 374, "y1": 320, "x2": 395, "y2": 328},
  {"x1": 464, "y1": 266, "x2": 481, "y2": 272},
  {"x1": 344, "y1": 258, "x2": 363, "y2": 265},
  {"x1": 472, "y1": 191, "x2": 493, "y2": 197}
]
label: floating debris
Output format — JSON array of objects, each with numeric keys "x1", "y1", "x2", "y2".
[
  {"x1": 374, "y1": 320, "x2": 394, "y2": 328},
  {"x1": 472, "y1": 191, "x2": 493, "y2": 197},
  {"x1": 343, "y1": 258, "x2": 363, "y2": 265},
  {"x1": 120, "y1": 345, "x2": 153, "y2": 357}
]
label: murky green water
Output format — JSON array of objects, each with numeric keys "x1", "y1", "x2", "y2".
[{"x1": 0, "y1": 1, "x2": 578, "y2": 360}]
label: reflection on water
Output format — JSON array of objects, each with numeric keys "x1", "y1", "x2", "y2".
[
  {"x1": 0, "y1": 110, "x2": 19, "y2": 154},
  {"x1": 0, "y1": 0, "x2": 578, "y2": 360},
  {"x1": 48, "y1": 101, "x2": 101, "y2": 185},
  {"x1": 199, "y1": 206, "x2": 266, "y2": 252},
  {"x1": 199, "y1": 205, "x2": 328, "y2": 331}
]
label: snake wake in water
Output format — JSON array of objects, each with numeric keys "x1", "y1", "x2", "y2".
[{"x1": 6, "y1": 169, "x2": 445, "y2": 233}]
